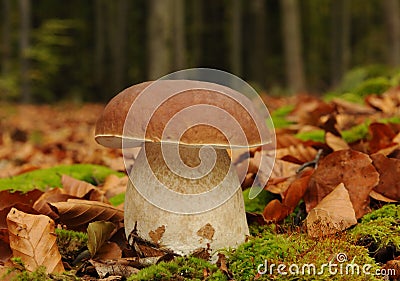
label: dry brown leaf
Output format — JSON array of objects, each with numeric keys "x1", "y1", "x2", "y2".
[
  {"x1": 368, "y1": 123, "x2": 396, "y2": 154},
  {"x1": 371, "y1": 153, "x2": 400, "y2": 201},
  {"x1": 282, "y1": 169, "x2": 313, "y2": 209},
  {"x1": 262, "y1": 199, "x2": 292, "y2": 223},
  {"x1": 6, "y1": 208, "x2": 64, "y2": 273},
  {"x1": 305, "y1": 149, "x2": 379, "y2": 218},
  {"x1": 276, "y1": 144, "x2": 317, "y2": 164},
  {"x1": 51, "y1": 199, "x2": 124, "y2": 230},
  {"x1": 32, "y1": 188, "x2": 78, "y2": 219},
  {"x1": 95, "y1": 241, "x2": 123, "y2": 260},
  {"x1": 62, "y1": 174, "x2": 108, "y2": 203},
  {"x1": 325, "y1": 132, "x2": 349, "y2": 151},
  {"x1": 102, "y1": 175, "x2": 128, "y2": 199},
  {"x1": 89, "y1": 258, "x2": 138, "y2": 279},
  {"x1": 369, "y1": 190, "x2": 398, "y2": 203},
  {"x1": 306, "y1": 183, "x2": 357, "y2": 237},
  {"x1": 332, "y1": 98, "x2": 376, "y2": 115}
]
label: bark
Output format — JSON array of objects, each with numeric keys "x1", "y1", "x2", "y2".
[
  {"x1": 113, "y1": 0, "x2": 128, "y2": 91},
  {"x1": 330, "y1": 0, "x2": 350, "y2": 87},
  {"x1": 1, "y1": 0, "x2": 11, "y2": 76},
  {"x1": 280, "y1": 0, "x2": 306, "y2": 93},
  {"x1": 248, "y1": 0, "x2": 267, "y2": 87},
  {"x1": 147, "y1": 0, "x2": 173, "y2": 80},
  {"x1": 19, "y1": 0, "x2": 31, "y2": 103},
  {"x1": 94, "y1": 0, "x2": 106, "y2": 92},
  {"x1": 172, "y1": 0, "x2": 186, "y2": 70},
  {"x1": 230, "y1": 0, "x2": 242, "y2": 76}
]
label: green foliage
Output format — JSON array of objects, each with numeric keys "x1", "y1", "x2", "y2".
[
  {"x1": 361, "y1": 204, "x2": 400, "y2": 223},
  {"x1": 8, "y1": 266, "x2": 50, "y2": 281},
  {"x1": 27, "y1": 19, "x2": 82, "y2": 102},
  {"x1": 128, "y1": 256, "x2": 226, "y2": 281},
  {"x1": 0, "y1": 164, "x2": 124, "y2": 192}
]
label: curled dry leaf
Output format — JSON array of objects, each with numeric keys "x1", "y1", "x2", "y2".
[
  {"x1": 32, "y1": 188, "x2": 78, "y2": 219},
  {"x1": 87, "y1": 221, "x2": 116, "y2": 257},
  {"x1": 368, "y1": 123, "x2": 396, "y2": 154},
  {"x1": 371, "y1": 153, "x2": 400, "y2": 201},
  {"x1": 102, "y1": 174, "x2": 128, "y2": 199},
  {"x1": 62, "y1": 174, "x2": 108, "y2": 203},
  {"x1": 305, "y1": 149, "x2": 379, "y2": 218},
  {"x1": 51, "y1": 199, "x2": 124, "y2": 231},
  {"x1": 262, "y1": 199, "x2": 292, "y2": 223},
  {"x1": 6, "y1": 208, "x2": 64, "y2": 274},
  {"x1": 306, "y1": 183, "x2": 357, "y2": 238},
  {"x1": 89, "y1": 258, "x2": 138, "y2": 279}
]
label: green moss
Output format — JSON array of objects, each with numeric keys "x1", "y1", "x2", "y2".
[
  {"x1": 227, "y1": 234, "x2": 381, "y2": 281},
  {"x1": 127, "y1": 256, "x2": 226, "y2": 281},
  {"x1": 341, "y1": 122, "x2": 370, "y2": 143},
  {"x1": 271, "y1": 105, "x2": 295, "y2": 129},
  {"x1": 295, "y1": 130, "x2": 325, "y2": 143},
  {"x1": 349, "y1": 205, "x2": 400, "y2": 254},
  {"x1": 109, "y1": 192, "x2": 126, "y2": 206},
  {"x1": 8, "y1": 266, "x2": 50, "y2": 281},
  {"x1": 353, "y1": 77, "x2": 391, "y2": 97},
  {"x1": 0, "y1": 164, "x2": 124, "y2": 192},
  {"x1": 243, "y1": 188, "x2": 276, "y2": 214},
  {"x1": 55, "y1": 228, "x2": 88, "y2": 264}
]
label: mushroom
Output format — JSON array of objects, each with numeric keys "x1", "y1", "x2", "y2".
[{"x1": 95, "y1": 80, "x2": 270, "y2": 255}]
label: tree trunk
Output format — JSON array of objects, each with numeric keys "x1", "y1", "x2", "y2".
[
  {"x1": 248, "y1": 0, "x2": 267, "y2": 88},
  {"x1": 19, "y1": 0, "x2": 31, "y2": 103},
  {"x1": 280, "y1": 0, "x2": 306, "y2": 93},
  {"x1": 382, "y1": 0, "x2": 400, "y2": 67},
  {"x1": 1, "y1": 0, "x2": 11, "y2": 76},
  {"x1": 94, "y1": 0, "x2": 106, "y2": 95},
  {"x1": 172, "y1": 0, "x2": 186, "y2": 70},
  {"x1": 190, "y1": 0, "x2": 203, "y2": 67},
  {"x1": 147, "y1": 0, "x2": 173, "y2": 80},
  {"x1": 113, "y1": 0, "x2": 128, "y2": 92},
  {"x1": 330, "y1": 0, "x2": 350, "y2": 87},
  {"x1": 230, "y1": 0, "x2": 242, "y2": 76}
]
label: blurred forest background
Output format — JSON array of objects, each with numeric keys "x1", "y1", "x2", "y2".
[{"x1": 0, "y1": 0, "x2": 400, "y2": 103}]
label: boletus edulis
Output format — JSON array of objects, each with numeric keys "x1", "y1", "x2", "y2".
[{"x1": 95, "y1": 80, "x2": 271, "y2": 255}]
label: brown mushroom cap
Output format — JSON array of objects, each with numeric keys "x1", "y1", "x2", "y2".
[{"x1": 95, "y1": 80, "x2": 270, "y2": 149}]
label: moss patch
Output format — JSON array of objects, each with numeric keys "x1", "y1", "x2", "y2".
[{"x1": 0, "y1": 164, "x2": 124, "y2": 192}]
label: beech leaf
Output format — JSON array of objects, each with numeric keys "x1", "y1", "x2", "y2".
[
  {"x1": 87, "y1": 221, "x2": 116, "y2": 257},
  {"x1": 371, "y1": 153, "x2": 400, "y2": 201},
  {"x1": 6, "y1": 208, "x2": 64, "y2": 273},
  {"x1": 51, "y1": 199, "x2": 124, "y2": 230},
  {"x1": 306, "y1": 183, "x2": 357, "y2": 237},
  {"x1": 61, "y1": 174, "x2": 108, "y2": 203}
]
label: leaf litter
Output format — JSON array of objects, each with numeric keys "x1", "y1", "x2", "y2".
[{"x1": 0, "y1": 86, "x2": 400, "y2": 279}]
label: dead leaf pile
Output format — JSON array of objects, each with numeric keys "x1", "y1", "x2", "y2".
[
  {"x1": 0, "y1": 104, "x2": 125, "y2": 177},
  {"x1": 0, "y1": 174, "x2": 162, "y2": 279},
  {"x1": 234, "y1": 86, "x2": 400, "y2": 237}
]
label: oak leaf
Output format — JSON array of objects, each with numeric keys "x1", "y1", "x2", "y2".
[
  {"x1": 6, "y1": 208, "x2": 64, "y2": 273},
  {"x1": 306, "y1": 183, "x2": 357, "y2": 237}
]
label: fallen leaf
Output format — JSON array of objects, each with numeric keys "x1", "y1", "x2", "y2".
[
  {"x1": 369, "y1": 190, "x2": 398, "y2": 203},
  {"x1": 6, "y1": 208, "x2": 64, "y2": 273},
  {"x1": 306, "y1": 183, "x2": 357, "y2": 237},
  {"x1": 368, "y1": 123, "x2": 396, "y2": 154},
  {"x1": 87, "y1": 221, "x2": 116, "y2": 257},
  {"x1": 371, "y1": 153, "x2": 400, "y2": 201},
  {"x1": 305, "y1": 149, "x2": 379, "y2": 218},
  {"x1": 102, "y1": 175, "x2": 128, "y2": 199},
  {"x1": 276, "y1": 144, "x2": 317, "y2": 164},
  {"x1": 262, "y1": 199, "x2": 292, "y2": 222},
  {"x1": 51, "y1": 199, "x2": 124, "y2": 231},
  {"x1": 32, "y1": 188, "x2": 78, "y2": 219},
  {"x1": 282, "y1": 169, "x2": 313, "y2": 209},
  {"x1": 62, "y1": 174, "x2": 108, "y2": 203},
  {"x1": 95, "y1": 241, "x2": 122, "y2": 260},
  {"x1": 89, "y1": 259, "x2": 138, "y2": 279},
  {"x1": 325, "y1": 132, "x2": 349, "y2": 151}
]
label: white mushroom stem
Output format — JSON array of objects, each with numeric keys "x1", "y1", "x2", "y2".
[{"x1": 124, "y1": 142, "x2": 249, "y2": 256}]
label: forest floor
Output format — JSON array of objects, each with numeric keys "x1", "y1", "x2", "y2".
[{"x1": 0, "y1": 87, "x2": 399, "y2": 280}]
